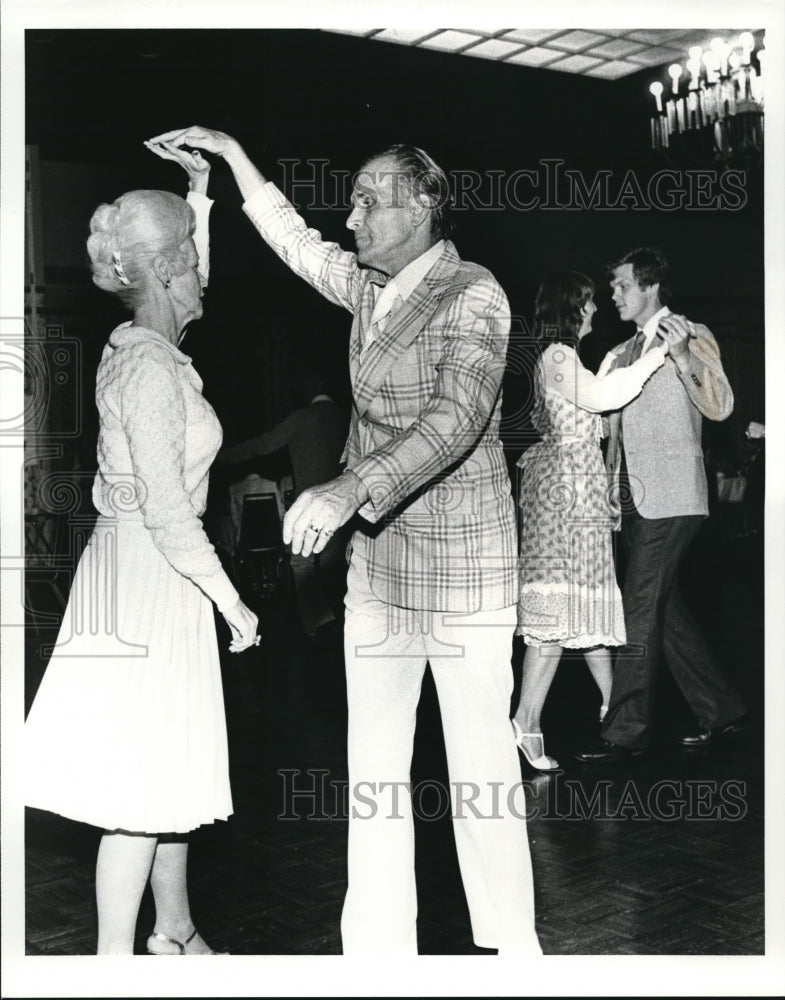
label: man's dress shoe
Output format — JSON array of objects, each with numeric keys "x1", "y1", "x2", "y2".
[
  {"x1": 574, "y1": 738, "x2": 645, "y2": 764},
  {"x1": 677, "y1": 715, "x2": 751, "y2": 747}
]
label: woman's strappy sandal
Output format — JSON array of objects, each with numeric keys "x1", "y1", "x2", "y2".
[
  {"x1": 146, "y1": 928, "x2": 228, "y2": 955},
  {"x1": 511, "y1": 719, "x2": 560, "y2": 771}
]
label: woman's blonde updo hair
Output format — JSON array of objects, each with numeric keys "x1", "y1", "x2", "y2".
[{"x1": 87, "y1": 190, "x2": 196, "y2": 307}]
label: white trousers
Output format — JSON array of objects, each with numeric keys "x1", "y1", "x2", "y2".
[{"x1": 340, "y1": 536, "x2": 542, "y2": 956}]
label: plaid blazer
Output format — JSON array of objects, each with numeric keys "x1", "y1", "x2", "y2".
[
  {"x1": 599, "y1": 318, "x2": 734, "y2": 519},
  {"x1": 244, "y1": 184, "x2": 517, "y2": 612}
]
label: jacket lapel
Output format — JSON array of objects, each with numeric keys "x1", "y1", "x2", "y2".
[
  {"x1": 605, "y1": 333, "x2": 643, "y2": 377},
  {"x1": 354, "y1": 242, "x2": 462, "y2": 417},
  {"x1": 604, "y1": 334, "x2": 638, "y2": 474}
]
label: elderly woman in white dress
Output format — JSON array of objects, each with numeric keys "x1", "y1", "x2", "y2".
[{"x1": 24, "y1": 146, "x2": 258, "y2": 955}]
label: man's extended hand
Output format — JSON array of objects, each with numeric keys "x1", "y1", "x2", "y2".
[{"x1": 284, "y1": 470, "x2": 369, "y2": 557}]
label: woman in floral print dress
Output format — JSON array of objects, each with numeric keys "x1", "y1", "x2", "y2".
[{"x1": 511, "y1": 271, "x2": 669, "y2": 770}]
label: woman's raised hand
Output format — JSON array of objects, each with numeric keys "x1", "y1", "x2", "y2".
[
  {"x1": 147, "y1": 126, "x2": 237, "y2": 158},
  {"x1": 144, "y1": 140, "x2": 211, "y2": 195},
  {"x1": 147, "y1": 127, "x2": 265, "y2": 202}
]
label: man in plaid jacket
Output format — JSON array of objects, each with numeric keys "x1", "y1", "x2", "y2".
[{"x1": 148, "y1": 127, "x2": 541, "y2": 957}]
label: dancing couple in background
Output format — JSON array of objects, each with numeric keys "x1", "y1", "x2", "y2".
[{"x1": 513, "y1": 252, "x2": 746, "y2": 771}]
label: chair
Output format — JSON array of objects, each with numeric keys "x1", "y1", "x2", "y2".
[{"x1": 235, "y1": 492, "x2": 290, "y2": 603}]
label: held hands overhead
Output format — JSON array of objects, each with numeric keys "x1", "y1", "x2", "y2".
[
  {"x1": 147, "y1": 126, "x2": 239, "y2": 159},
  {"x1": 146, "y1": 126, "x2": 265, "y2": 202},
  {"x1": 144, "y1": 139, "x2": 211, "y2": 194}
]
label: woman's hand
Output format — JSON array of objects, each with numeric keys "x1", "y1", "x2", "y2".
[
  {"x1": 654, "y1": 333, "x2": 671, "y2": 356},
  {"x1": 222, "y1": 598, "x2": 260, "y2": 654},
  {"x1": 146, "y1": 127, "x2": 266, "y2": 202},
  {"x1": 144, "y1": 140, "x2": 211, "y2": 195},
  {"x1": 147, "y1": 126, "x2": 239, "y2": 159}
]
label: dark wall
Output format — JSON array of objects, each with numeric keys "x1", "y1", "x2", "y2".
[{"x1": 26, "y1": 28, "x2": 764, "y2": 459}]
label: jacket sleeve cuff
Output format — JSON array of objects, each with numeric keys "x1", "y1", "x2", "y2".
[
  {"x1": 348, "y1": 458, "x2": 394, "y2": 523},
  {"x1": 243, "y1": 181, "x2": 287, "y2": 222}
]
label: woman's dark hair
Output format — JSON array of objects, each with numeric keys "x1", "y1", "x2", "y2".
[
  {"x1": 359, "y1": 143, "x2": 455, "y2": 240},
  {"x1": 532, "y1": 270, "x2": 595, "y2": 350}
]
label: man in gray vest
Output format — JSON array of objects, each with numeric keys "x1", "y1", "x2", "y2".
[{"x1": 575, "y1": 246, "x2": 748, "y2": 763}]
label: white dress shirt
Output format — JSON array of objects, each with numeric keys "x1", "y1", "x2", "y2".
[
  {"x1": 366, "y1": 240, "x2": 446, "y2": 346},
  {"x1": 639, "y1": 305, "x2": 671, "y2": 350}
]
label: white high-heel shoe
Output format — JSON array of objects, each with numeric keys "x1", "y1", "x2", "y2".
[
  {"x1": 511, "y1": 719, "x2": 560, "y2": 771},
  {"x1": 146, "y1": 928, "x2": 228, "y2": 955}
]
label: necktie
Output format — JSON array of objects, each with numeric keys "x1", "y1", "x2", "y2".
[
  {"x1": 364, "y1": 288, "x2": 403, "y2": 354},
  {"x1": 628, "y1": 330, "x2": 646, "y2": 365},
  {"x1": 618, "y1": 330, "x2": 646, "y2": 511}
]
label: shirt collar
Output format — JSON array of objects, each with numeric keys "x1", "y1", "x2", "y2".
[
  {"x1": 394, "y1": 240, "x2": 446, "y2": 301},
  {"x1": 376, "y1": 239, "x2": 446, "y2": 308}
]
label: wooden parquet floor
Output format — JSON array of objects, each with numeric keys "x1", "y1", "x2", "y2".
[{"x1": 22, "y1": 536, "x2": 765, "y2": 960}]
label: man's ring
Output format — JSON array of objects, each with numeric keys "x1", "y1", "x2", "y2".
[{"x1": 307, "y1": 523, "x2": 320, "y2": 533}]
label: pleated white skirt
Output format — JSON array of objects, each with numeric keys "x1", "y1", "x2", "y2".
[{"x1": 25, "y1": 517, "x2": 233, "y2": 834}]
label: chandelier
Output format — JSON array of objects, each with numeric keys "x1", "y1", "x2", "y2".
[{"x1": 649, "y1": 31, "x2": 764, "y2": 166}]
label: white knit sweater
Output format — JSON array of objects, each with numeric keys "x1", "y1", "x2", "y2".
[
  {"x1": 91, "y1": 189, "x2": 237, "y2": 612},
  {"x1": 92, "y1": 323, "x2": 238, "y2": 611}
]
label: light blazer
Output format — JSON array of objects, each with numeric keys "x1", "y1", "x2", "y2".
[
  {"x1": 243, "y1": 183, "x2": 517, "y2": 612},
  {"x1": 599, "y1": 317, "x2": 734, "y2": 519}
]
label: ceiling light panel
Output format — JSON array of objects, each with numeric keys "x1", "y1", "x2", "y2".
[
  {"x1": 419, "y1": 29, "x2": 485, "y2": 51},
  {"x1": 548, "y1": 30, "x2": 610, "y2": 52},
  {"x1": 462, "y1": 38, "x2": 526, "y2": 59},
  {"x1": 546, "y1": 53, "x2": 605, "y2": 73},
  {"x1": 320, "y1": 28, "x2": 764, "y2": 80},
  {"x1": 504, "y1": 46, "x2": 565, "y2": 67}
]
